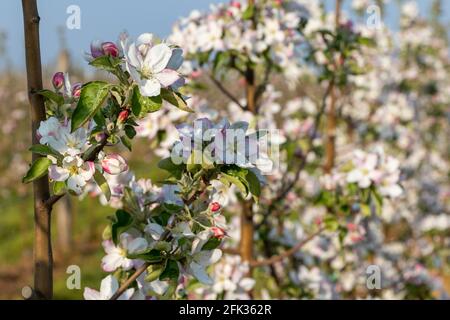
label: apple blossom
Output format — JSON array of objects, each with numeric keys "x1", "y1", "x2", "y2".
[
  {"x1": 101, "y1": 233, "x2": 148, "y2": 272},
  {"x1": 101, "y1": 154, "x2": 129, "y2": 175},
  {"x1": 48, "y1": 156, "x2": 95, "y2": 194},
  {"x1": 123, "y1": 33, "x2": 184, "y2": 97}
]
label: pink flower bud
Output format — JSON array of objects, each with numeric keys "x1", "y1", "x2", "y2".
[
  {"x1": 117, "y1": 110, "x2": 130, "y2": 123},
  {"x1": 190, "y1": 69, "x2": 203, "y2": 79},
  {"x1": 211, "y1": 227, "x2": 226, "y2": 239},
  {"x1": 210, "y1": 202, "x2": 221, "y2": 212},
  {"x1": 101, "y1": 154, "x2": 128, "y2": 175},
  {"x1": 90, "y1": 40, "x2": 104, "y2": 58},
  {"x1": 102, "y1": 42, "x2": 119, "y2": 57},
  {"x1": 72, "y1": 83, "x2": 82, "y2": 98},
  {"x1": 230, "y1": 1, "x2": 241, "y2": 8},
  {"x1": 52, "y1": 72, "x2": 65, "y2": 90}
]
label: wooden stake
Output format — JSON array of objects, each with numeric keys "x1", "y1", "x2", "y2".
[{"x1": 22, "y1": 0, "x2": 53, "y2": 299}]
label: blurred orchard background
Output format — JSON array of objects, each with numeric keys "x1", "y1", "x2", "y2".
[{"x1": 0, "y1": 0, "x2": 450, "y2": 299}]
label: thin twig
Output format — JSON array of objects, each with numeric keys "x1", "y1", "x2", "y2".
[
  {"x1": 249, "y1": 227, "x2": 325, "y2": 267},
  {"x1": 208, "y1": 74, "x2": 245, "y2": 110},
  {"x1": 259, "y1": 80, "x2": 334, "y2": 225},
  {"x1": 110, "y1": 229, "x2": 172, "y2": 300},
  {"x1": 109, "y1": 263, "x2": 149, "y2": 300}
]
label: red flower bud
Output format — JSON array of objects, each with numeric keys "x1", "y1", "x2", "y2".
[
  {"x1": 210, "y1": 202, "x2": 221, "y2": 212},
  {"x1": 102, "y1": 42, "x2": 119, "y2": 58},
  {"x1": 52, "y1": 72, "x2": 64, "y2": 90},
  {"x1": 117, "y1": 110, "x2": 130, "y2": 123}
]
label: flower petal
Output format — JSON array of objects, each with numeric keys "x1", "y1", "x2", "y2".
[
  {"x1": 166, "y1": 48, "x2": 184, "y2": 70},
  {"x1": 100, "y1": 275, "x2": 119, "y2": 299},
  {"x1": 48, "y1": 165, "x2": 70, "y2": 182},
  {"x1": 155, "y1": 69, "x2": 182, "y2": 87},
  {"x1": 146, "y1": 43, "x2": 172, "y2": 73},
  {"x1": 83, "y1": 288, "x2": 101, "y2": 300},
  {"x1": 140, "y1": 78, "x2": 161, "y2": 97},
  {"x1": 190, "y1": 261, "x2": 213, "y2": 285}
]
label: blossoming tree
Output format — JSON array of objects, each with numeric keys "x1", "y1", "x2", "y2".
[{"x1": 20, "y1": 0, "x2": 450, "y2": 300}]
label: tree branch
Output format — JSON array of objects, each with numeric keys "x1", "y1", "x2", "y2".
[
  {"x1": 208, "y1": 74, "x2": 245, "y2": 110},
  {"x1": 110, "y1": 263, "x2": 148, "y2": 300},
  {"x1": 249, "y1": 228, "x2": 325, "y2": 267}
]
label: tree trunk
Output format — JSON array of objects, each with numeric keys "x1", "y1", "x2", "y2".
[{"x1": 22, "y1": 0, "x2": 53, "y2": 299}]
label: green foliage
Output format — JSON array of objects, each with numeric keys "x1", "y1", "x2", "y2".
[
  {"x1": 71, "y1": 81, "x2": 110, "y2": 132},
  {"x1": 159, "y1": 259, "x2": 180, "y2": 281},
  {"x1": 131, "y1": 85, "x2": 162, "y2": 117},
  {"x1": 160, "y1": 88, "x2": 193, "y2": 113},
  {"x1": 111, "y1": 210, "x2": 133, "y2": 245},
  {"x1": 22, "y1": 157, "x2": 52, "y2": 183},
  {"x1": 93, "y1": 171, "x2": 111, "y2": 202}
]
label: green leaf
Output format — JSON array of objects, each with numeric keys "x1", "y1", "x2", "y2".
[
  {"x1": 145, "y1": 262, "x2": 166, "y2": 282},
  {"x1": 128, "y1": 249, "x2": 163, "y2": 263},
  {"x1": 94, "y1": 171, "x2": 111, "y2": 202},
  {"x1": 89, "y1": 55, "x2": 122, "y2": 73},
  {"x1": 111, "y1": 210, "x2": 133, "y2": 245},
  {"x1": 245, "y1": 170, "x2": 261, "y2": 197},
  {"x1": 242, "y1": 4, "x2": 255, "y2": 20},
  {"x1": 22, "y1": 157, "x2": 52, "y2": 184},
  {"x1": 159, "y1": 259, "x2": 179, "y2": 281},
  {"x1": 37, "y1": 89, "x2": 64, "y2": 106},
  {"x1": 52, "y1": 181, "x2": 66, "y2": 196},
  {"x1": 121, "y1": 136, "x2": 132, "y2": 151},
  {"x1": 213, "y1": 51, "x2": 230, "y2": 75},
  {"x1": 202, "y1": 237, "x2": 221, "y2": 250},
  {"x1": 324, "y1": 215, "x2": 339, "y2": 232},
  {"x1": 29, "y1": 144, "x2": 63, "y2": 162},
  {"x1": 160, "y1": 88, "x2": 193, "y2": 113},
  {"x1": 221, "y1": 172, "x2": 248, "y2": 196},
  {"x1": 93, "y1": 110, "x2": 106, "y2": 127},
  {"x1": 158, "y1": 157, "x2": 183, "y2": 179},
  {"x1": 361, "y1": 203, "x2": 372, "y2": 217},
  {"x1": 124, "y1": 125, "x2": 137, "y2": 139},
  {"x1": 71, "y1": 81, "x2": 110, "y2": 132},
  {"x1": 131, "y1": 86, "x2": 162, "y2": 117}
]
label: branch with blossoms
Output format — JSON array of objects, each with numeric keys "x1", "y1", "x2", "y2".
[
  {"x1": 83, "y1": 118, "x2": 264, "y2": 299},
  {"x1": 22, "y1": 31, "x2": 197, "y2": 299}
]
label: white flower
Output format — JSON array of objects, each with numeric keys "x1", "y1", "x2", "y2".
[
  {"x1": 101, "y1": 154, "x2": 129, "y2": 175},
  {"x1": 37, "y1": 117, "x2": 60, "y2": 145},
  {"x1": 48, "y1": 156, "x2": 95, "y2": 194},
  {"x1": 124, "y1": 33, "x2": 183, "y2": 97},
  {"x1": 38, "y1": 117, "x2": 90, "y2": 157},
  {"x1": 188, "y1": 230, "x2": 222, "y2": 285},
  {"x1": 101, "y1": 233, "x2": 148, "y2": 272},
  {"x1": 144, "y1": 222, "x2": 165, "y2": 241},
  {"x1": 346, "y1": 151, "x2": 379, "y2": 188},
  {"x1": 83, "y1": 275, "x2": 134, "y2": 300}
]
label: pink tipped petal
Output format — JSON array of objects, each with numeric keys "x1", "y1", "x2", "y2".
[
  {"x1": 83, "y1": 288, "x2": 101, "y2": 300},
  {"x1": 155, "y1": 69, "x2": 182, "y2": 87}
]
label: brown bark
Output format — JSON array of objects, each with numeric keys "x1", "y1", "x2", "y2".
[
  {"x1": 240, "y1": 54, "x2": 257, "y2": 264},
  {"x1": 22, "y1": 0, "x2": 53, "y2": 299},
  {"x1": 240, "y1": 201, "x2": 254, "y2": 262}
]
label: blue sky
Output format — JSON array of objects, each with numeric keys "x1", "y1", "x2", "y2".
[{"x1": 0, "y1": 0, "x2": 448, "y2": 70}]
